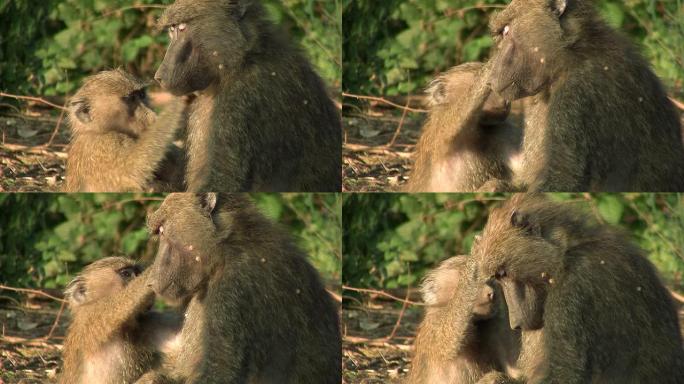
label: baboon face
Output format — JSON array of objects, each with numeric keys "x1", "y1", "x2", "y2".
[
  {"x1": 497, "y1": 278, "x2": 545, "y2": 330},
  {"x1": 472, "y1": 279, "x2": 499, "y2": 320},
  {"x1": 427, "y1": 63, "x2": 510, "y2": 125},
  {"x1": 147, "y1": 193, "x2": 221, "y2": 301},
  {"x1": 421, "y1": 257, "x2": 499, "y2": 320},
  {"x1": 69, "y1": 70, "x2": 156, "y2": 136},
  {"x1": 64, "y1": 257, "x2": 142, "y2": 306},
  {"x1": 488, "y1": 0, "x2": 569, "y2": 100},
  {"x1": 155, "y1": 0, "x2": 250, "y2": 94}
]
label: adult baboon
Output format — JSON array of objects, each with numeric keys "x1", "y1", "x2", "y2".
[
  {"x1": 406, "y1": 256, "x2": 521, "y2": 384},
  {"x1": 143, "y1": 193, "x2": 341, "y2": 383},
  {"x1": 154, "y1": 0, "x2": 342, "y2": 192},
  {"x1": 473, "y1": 194, "x2": 684, "y2": 382},
  {"x1": 64, "y1": 69, "x2": 189, "y2": 192},
  {"x1": 60, "y1": 257, "x2": 181, "y2": 384},
  {"x1": 488, "y1": 0, "x2": 684, "y2": 191},
  {"x1": 406, "y1": 63, "x2": 521, "y2": 192}
]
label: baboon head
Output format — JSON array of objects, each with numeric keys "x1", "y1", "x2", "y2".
[
  {"x1": 147, "y1": 193, "x2": 252, "y2": 302},
  {"x1": 421, "y1": 256, "x2": 499, "y2": 321},
  {"x1": 69, "y1": 69, "x2": 155, "y2": 136},
  {"x1": 473, "y1": 194, "x2": 578, "y2": 330},
  {"x1": 426, "y1": 62, "x2": 510, "y2": 126},
  {"x1": 155, "y1": 0, "x2": 268, "y2": 94},
  {"x1": 64, "y1": 257, "x2": 142, "y2": 307},
  {"x1": 488, "y1": 0, "x2": 595, "y2": 100}
]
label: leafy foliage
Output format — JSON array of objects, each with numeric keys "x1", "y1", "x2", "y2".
[
  {"x1": 0, "y1": 0, "x2": 341, "y2": 96},
  {"x1": 0, "y1": 193, "x2": 341, "y2": 289},
  {"x1": 343, "y1": 0, "x2": 684, "y2": 97},
  {"x1": 343, "y1": 194, "x2": 684, "y2": 292}
]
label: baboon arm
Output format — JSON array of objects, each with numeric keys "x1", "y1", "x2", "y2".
[
  {"x1": 80, "y1": 269, "x2": 155, "y2": 344},
  {"x1": 436, "y1": 258, "x2": 485, "y2": 355},
  {"x1": 122, "y1": 100, "x2": 186, "y2": 184}
]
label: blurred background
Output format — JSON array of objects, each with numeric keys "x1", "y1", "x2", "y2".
[
  {"x1": 343, "y1": 0, "x2": 683, "y2": 98},
  {"x1": 0, "y1": 193, "x2": 342, "y2": 288},
  {"x1": 1, "y1": 0, "x2": 341, "y2": 96},
  {"x1": 343, "y1": 193, "x2": 684, "y2": 291},
  {"x1": 342, "y1": 193, "x2": 684, "y2": 382}
]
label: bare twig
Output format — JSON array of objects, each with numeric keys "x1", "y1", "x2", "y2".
[
  {"x1": 342, "y1": 285, "x2": 423, "y2": 306},
  {"x1": 388, "y1": 94, "x2": 411, "y2": 147},
  {"x1": 43, "y1": 102, "x2": 67, "y2": 148},
  {"x1": 0, "y1": 92, "x2": 67, "y2": 111},
  {"x1": 343, "y1": 93, "x2": 428, "y2": 113},
  {"x1": 384, "y1": 272, "x2": 411, "y2": 341},
  {"x1": 44, "y1": 300, "x2": 66, "y2": 341},
  {"x1": 0, "y1": 285, "x2": 66, "y2": 303}
]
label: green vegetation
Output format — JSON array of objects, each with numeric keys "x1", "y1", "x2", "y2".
[
  {"x1": 343, "y1": 194, "x2": 684, "y2": 292},
  {"x1": 0, "y1": 193, "x2": 341, "y2": 288},
  {"x1": 0, "y1": 0, "x2": 341, "y2": 97},
  {"x1": 343, "y1": 0, "x2": 684, "y2": 98}
]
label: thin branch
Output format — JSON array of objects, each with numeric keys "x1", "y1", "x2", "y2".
[
  {"x1": 0, "y1": 92, "x2": 67, "y2": 111},
  {"x1": 343, "y1": 93, "x2": 428, "y2": 113},
  {"x1": 342, "y1": 285, "x2": 423, "y2": 306},
  {"x1": 0, "y1": 285, "x2": 66, "y2": 303},
  {"x1": 388, "y1": 94, "x2": 411, "y2": 147},
  {"x1": 44, "y1": 300, "x2": 66, "y2": 341},
  {"x1": 43, "y1": 102, "x2": 67, "y2": 148}
]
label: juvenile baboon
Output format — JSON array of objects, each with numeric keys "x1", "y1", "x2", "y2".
[
  {"x1": 64, "y1": 69, "x2": 188, "y2": 192},
  {"x1": 406, "y1": 256, "x2": 521, "y2": 384},
  {"x1": 488, "y1": 0, "x2": 684, "y2": 191},
  {"x1": 154, "y1": 0, "x2": 342, "y2": 192},
  {"x1": 143, "y1": 193, "x2": 341, "y2": 383},
  {"x1": 60, "y1": 257, "x2": 181, "y2": 384},
  {"x1": 406, "y1": 62, "x2": 521, "y2": 192},
  {"x1": 473, "y1": 194, "x2": 684, "y2": 382}
]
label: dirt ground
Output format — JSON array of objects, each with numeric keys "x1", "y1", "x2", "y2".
[
  {"x1": 0, "y1": 111, "x2": 68, "y2": 192},
  {"x1": 0, "y1": 297, "x2": 66, "y2": 384},
  {"x1": 343, "y1": 110, "x2": 425, "y2": 193},
  {"x1": 1, "y1": 289, "x2": 683, "y2": 383}
]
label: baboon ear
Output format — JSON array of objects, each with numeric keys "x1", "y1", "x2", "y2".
[
  {"x1": 199, "y1": 193, "x2": 218, "y2": 215},
  {"x1": 550, "y1": 0, "x2": 568, "y2": 18},
  {"x1": 510, "y1": 210, "x2": 542, "y2": 237},
  {"x1": 70, "y1": 99, "x2": 93, "y2": 124},
  {"x1": 64, "y1": 277, "x2": 87, "y2": 306}
]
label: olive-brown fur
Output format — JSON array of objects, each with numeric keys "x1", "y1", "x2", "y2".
[
  {"x1": 473, "y1": 194, "x2": 684, "y2": 382},
  {"x1": 406, "y1": 62, "x2": 521, "y2": 192},
  {"x1": 155, "y1": 0, "x2": 341, "y2": 192},
  {"x1": 64, "y1": 69, "x2": 187, "y2": 192},
  {"x1": 143, "y1": 193, "x2": 341, "y2": 383},
  {"x1": 60, "y1": 257, "x2": 181, "y2": 384},
  {"x1": 406, "y1": 256, "x2": 521, "y2": 383},
  {"x1": 488, "y1": 0, "x2": 684, "y2": 191}
]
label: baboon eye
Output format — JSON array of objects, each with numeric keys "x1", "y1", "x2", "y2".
[
  {"x1": 168, "y1": 26, "x2": 176, "y2": 39},
  {"x1": 117, "y1": 267, "x2": 138, "y2": 281},
  {"x1": 502, "y1": 25, "x2": 510, "y2": 37},
  {"x1": 177, "y1": 23, "x2": 187, "y2": 32},
  {"x1": 158, "y1": 225, "x2": 164, "y2": 235},
  {"x1": 496, "y1": 268, "x2": 507, "y2": 278}
]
